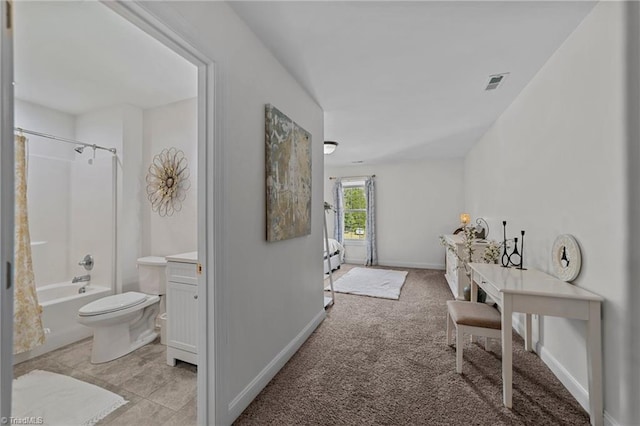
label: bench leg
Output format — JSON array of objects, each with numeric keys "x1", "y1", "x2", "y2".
[
  {"x1": 485, "y1": 337, "x2": 490, "y2": 351},
  {"x1": 456, "y1": 327, "x2": 463, "y2": 374},
  {"x1": 446, "y1": 312, "x2": 452, "y2": 345}
]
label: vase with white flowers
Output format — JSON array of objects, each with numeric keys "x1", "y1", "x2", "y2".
[{"x1": 440, "y1": 225, "x2": 501, "y2": 302}]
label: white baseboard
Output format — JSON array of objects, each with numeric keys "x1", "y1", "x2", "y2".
[
  {"x1": 227, "y1": 309, "x2": 326, "y2": 422},
  {"x1": 604, "y1": 412, "x2": 621, "y2": 426},
  {"x1": 379, "y1": 261, "x2": 445, "y2": 270},
  {"x1": 511, "y1": 316, "x2": 619, "y2": 426},
  {"x1": 343, "y1": 258, "x2": 445, "y2": 270},
  {"x1": 510, "y1": 315, "x2": 589, "y2": 411},
  {"x1": 537, "y1": 345, "x2": 590, "y2": 412}
]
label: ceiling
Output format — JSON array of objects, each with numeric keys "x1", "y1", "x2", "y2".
[
  {"x1": 230, "y1": 1, "x2": 596, "y2": 166},
  {"x1": 14, "y1": 1, "x2": 197, "y2": 116}
]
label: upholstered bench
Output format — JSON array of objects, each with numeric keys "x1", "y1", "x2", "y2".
[{"x1": 446, "y1": 300, "x2": 502, "y2": 374}]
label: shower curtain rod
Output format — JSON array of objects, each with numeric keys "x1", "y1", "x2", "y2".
[
  {"x1": 329, "y1": 174, "x2": 376, "y2": 180},
  {"x1": 14, "y1": 127, "x2": 117, "y2": 154}
]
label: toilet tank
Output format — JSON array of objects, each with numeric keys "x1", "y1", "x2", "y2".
[{"x1": 137, "y1": 256, "x2": 167, "y2": 295}]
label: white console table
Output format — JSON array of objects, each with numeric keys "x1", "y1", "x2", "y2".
[
  {"x1": 468, "y1": 263, "x2": 604, "y2": 426},
  {"x1": 443, "y1": 234, "x2": 488, "y2": 299}
]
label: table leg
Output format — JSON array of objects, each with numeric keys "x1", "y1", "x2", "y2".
[
  {"x1": 587, "y1": 301, "x2": 603, "y2": 426},
  {"x1": 502, "y1": 294, "x2": 513, "y2": 408},
  {"x1": 469, "y1": 271, "x2": 477, "y2": 343},
  {"x1": 525, "y1": 313, "x2": 533, "y2": 352},
  {"x1": 470, "y1": 271, "x2": 477, "y2": 302}
]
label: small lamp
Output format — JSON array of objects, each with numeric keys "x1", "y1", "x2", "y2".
[
  {"x1": 324, "y1": 141, "x2": 338, "y2": 155},
  {"x1": 460, "y1": 213, "x2": 471, "y2": 226}
]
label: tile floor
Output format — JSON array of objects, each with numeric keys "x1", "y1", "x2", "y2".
[{"x1": 14, "y1": 336, "x2": 197, "y2": 426}]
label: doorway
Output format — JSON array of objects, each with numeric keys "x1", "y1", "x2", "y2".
[{"x1": 1, "y1": 1, "x2": 217, "y2": 423}]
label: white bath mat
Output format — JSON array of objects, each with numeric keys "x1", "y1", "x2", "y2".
[
  {"x1": 12, "y1": 370, "x2": 127, "y2": 426},
  {"x1": 329, "y1": 267, "x2": 408, "y2": 300}
]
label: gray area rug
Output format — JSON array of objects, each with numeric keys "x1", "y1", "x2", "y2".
[
  {"x1": 330, "y1": 267, "x2": 408, "y2": 300},
  {"x1": 235, "y1": 264, "x2": 590, "y2": 426}
]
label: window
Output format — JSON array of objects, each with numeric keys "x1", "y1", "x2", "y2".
[{"x1": 343, "y1": 183, "x2": 366, "y2": 241}]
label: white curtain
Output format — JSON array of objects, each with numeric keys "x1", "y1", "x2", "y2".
[
  {"x1": 333, "y1": 179, "x2": 344, "y2": 244},
  {"x1": 365, "y1": 177, "x2": 377, "y2": 266},
  {"x1": 14, "y1": 135, "x2": 45, "y2": 354}
]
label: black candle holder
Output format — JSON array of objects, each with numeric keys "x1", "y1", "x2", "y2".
[
  {"x1": 501, "y1": 221, "x2": 526, "y2": 269},
  {"x1": 501, "y1": 221, "x2": 509, "y2": 267},
  {"x1": 516, "y1": 230, "x2": 526, "y2": 270}
]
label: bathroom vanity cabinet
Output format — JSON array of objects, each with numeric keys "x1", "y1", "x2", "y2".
[{"x1": 165, "y1": 252, "x2": 199, "y2": 366}]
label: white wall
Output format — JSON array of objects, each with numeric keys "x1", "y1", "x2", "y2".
[
  {"x1": 465, "y1": 3, "x2": 629, "y2": 424},
  {"x1": 624, "y1": 3, "x2": 640, "y2": 424},
  {"x1": 15, "y1": 99, "x2": 75, "y2": 287},
  {"x1": 120, "y1": 105, "x2": 144, "y2": 290},
  {"x1": 15, "y1": 100, "x2": 145, "y2": 293},
  {"x1": 73, "y1": 107, "x2": 123, "y2": 292},
  {"x1": 324, "y1": 159, "x2": 464, "y2": 269},
  {"x1": 74, "y1": 105, "x2": 145, "y2": 293},
  {"x1": 14, "y1": 99, "x2": 146, "y2": 295},
  {"x1": 141, "y1": 3, "x2": 325, "y2": 424},
  {"x1": 75, "y1": 98, "x2": 198, "y2": 294},
  {"x1": 141, "y1": 97, "x2": 197, "y2": 257}
]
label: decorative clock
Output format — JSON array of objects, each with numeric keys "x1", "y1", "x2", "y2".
[{"x1": 551, "y1": 234, "x2": 582, "y2": 282}]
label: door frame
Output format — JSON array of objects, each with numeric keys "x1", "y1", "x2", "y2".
[
  {"x1": 0, "y1": 0, "x2": 15, "y2": 420},
  {"x1": 0, "y1": 2, "x2": 223, "y2": 421},
  {"x1": 99, "y1": 2, "x2": 222, "y2": 424}
]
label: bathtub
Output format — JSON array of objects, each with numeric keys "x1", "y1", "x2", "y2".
[{"x1": 14, "y1": 282, "x2": 111, "y2": 364}]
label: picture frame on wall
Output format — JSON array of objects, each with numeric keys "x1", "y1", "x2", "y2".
[{"x1": 265, "y1": 104, "x2": 312, "y2": 242}]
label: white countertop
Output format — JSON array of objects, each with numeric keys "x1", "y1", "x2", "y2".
[{"x1": 165, "y1": 251, "x2": 198, "y2": 264}]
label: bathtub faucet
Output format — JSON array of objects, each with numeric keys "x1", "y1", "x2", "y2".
[
  {"x1": 73, "y1": 274, "x2": 91, "y2": 293},
  {"x1": 72, "y1": 274, "x2": 91, "y2": 284},
  {"x1": 74, "y1": 274, "x2": 91, "y2": 294}
]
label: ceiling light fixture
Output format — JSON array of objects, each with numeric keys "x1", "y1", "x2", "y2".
[{"x1": 324, "y1": 141, "x2": 338, "y2": 155}]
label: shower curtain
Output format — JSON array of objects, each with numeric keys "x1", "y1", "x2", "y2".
[{"x1": 13, "y1": 135, "x2": 45, "y2": 354}]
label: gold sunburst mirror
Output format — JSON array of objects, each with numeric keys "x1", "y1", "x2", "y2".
[{"x1": 146, "y1": 148, "x2": 190, "y2": 217}]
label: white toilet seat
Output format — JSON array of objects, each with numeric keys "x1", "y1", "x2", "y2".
[
  {"x1": 79, "y1": 292, "x2": 148, "y2": 316},
  {"x1": 77, "y1": 292, "x2": 160, "y2": 363},
  {"x1": 77, "y1": 293, "x2": 160, "y2": 326}
]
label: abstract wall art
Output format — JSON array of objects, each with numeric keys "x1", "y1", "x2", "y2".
[{"x1": 265, "y1": 104, "x2": 312, "y2": 242}]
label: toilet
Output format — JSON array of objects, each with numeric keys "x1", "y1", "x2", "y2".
[{"x1": 77, "y1": 256, "x2": 167, "y2": 364}]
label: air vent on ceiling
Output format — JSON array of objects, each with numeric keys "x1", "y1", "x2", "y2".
[{"x1": 485, "y1": 73, "x2": 509, "y2": 91}]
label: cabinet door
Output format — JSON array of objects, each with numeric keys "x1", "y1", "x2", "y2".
[
  {"x1": 166, "y1": 281, "x2": 198, "y2": 353},
  {"x1": 444, "y1": 249, "x2": 459, "y2": 297}
]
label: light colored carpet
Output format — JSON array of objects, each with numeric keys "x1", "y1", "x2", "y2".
[
  {"x1": 13, "y1": 369, "x2": 127, "y2": 426},
  {"x1": 328, "y1": 267, "x2": 408, "y2": 300},
  {"x1": 235, "y1": 264, "x2": 590, "y2": 426}
]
